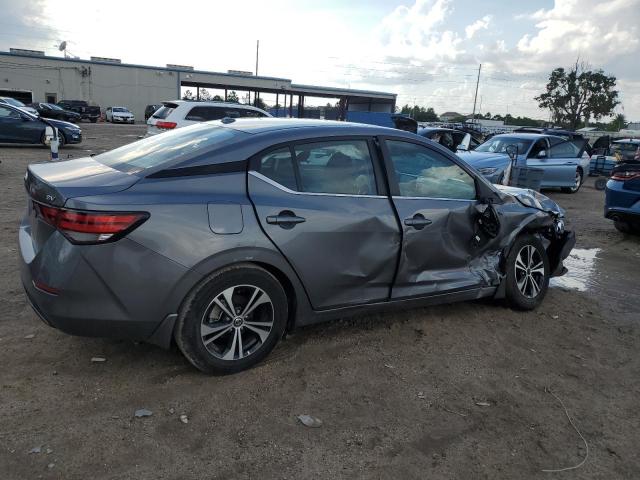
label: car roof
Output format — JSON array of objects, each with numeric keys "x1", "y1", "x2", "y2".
[
  {"x1": 418, "y1": 127, "x2": 458, "y2": 134},
  {"x1": 613, "y1": 138, "x2": 640, "y2": 144},
  {"x1": 167, "y1": 100, "x2": 265, "y2": 110},
  {"x1": 212, "y1": 118, "x2": 418, "y2": 138},
  {"x1": 491, "y1": 133, "x2": 549, "y2": 140}
]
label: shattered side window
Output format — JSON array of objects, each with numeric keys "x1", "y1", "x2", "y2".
[{"x1": 387, "y1": 140, "x2": 476, "y2": 200}]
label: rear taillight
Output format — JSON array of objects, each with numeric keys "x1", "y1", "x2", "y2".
[
  {"x1": 611, "y1": 170, "x2": 640, "y2": 182},
  {"x1": 36, "y1": 204, "x2": 148, "y2": 244},
  {"x1": 155, "y1": 121, "x2": 177, "y2": 129}
]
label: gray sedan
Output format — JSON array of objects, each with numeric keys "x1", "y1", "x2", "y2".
[{"x1": 20, "y1": 119, "x2": 575, "y2": 373}]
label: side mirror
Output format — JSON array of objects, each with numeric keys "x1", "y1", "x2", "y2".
[
  {"x1": 536, "y1": 150, "x2": 547, "y2": 159},
  {"x1": 506, "y1": 144, "x2": 518, "y2": 162}
]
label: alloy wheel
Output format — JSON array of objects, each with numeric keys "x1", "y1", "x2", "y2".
[
  {"x1": 200, "y1": 285, "x2": 274, "y2": 361},
  {"x1": 570, "y1": 170, "x2": 582, "y2": 192},
  {"x1": 514, "y1": 245, "x2": 545, "y2": 298}
]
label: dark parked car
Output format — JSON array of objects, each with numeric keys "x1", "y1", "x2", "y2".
[
  {"x1": 0, "y1": 103, "x2": 82, "y2": 147},
  {"x1": 418, "y1": 127, "x2": 481, "y2": 153},
  {"x1": 29, "y1": 102, "x2": 81, "y2": 122},
  {"x1": 145, "y1": 104, "x2": 161, "y2": 121},
  {"x1": 57, "y1": 100, "x2": 101, "y2": 122},
  {"x1": 20, "y1": 119, "x2": 574, "y2": 374}
]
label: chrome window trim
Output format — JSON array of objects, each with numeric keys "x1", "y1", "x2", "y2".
[
  {"x1": 392, "y1": 195, "x2": 477, "y2": 202},
  {"x1": 249, "y1": 171, "x2": 387, "y2": 199}
]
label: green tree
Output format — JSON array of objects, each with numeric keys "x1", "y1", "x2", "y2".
[
  {"x1": 212, "y1": 95, "x2": 223, "y2": 101},
  {"x1": 226, "y1": 91, "x2": 239, "y2": 103},
  {"x1": 254, "y1": 97, "x2": 267, "y2": 110},
  {"x1": 535, "y1": 61, "x2": 619, "y2": 129},
  {"x1": 182, "y1": 89, "x2": 195, "y2": 100},
  {"x1": 199, "y1": 88, "x2": 212, "y2": 101}
]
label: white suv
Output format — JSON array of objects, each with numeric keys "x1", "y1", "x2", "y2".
[{"x1": 146, "y1": 100, "x2": 271, "y2": 135}]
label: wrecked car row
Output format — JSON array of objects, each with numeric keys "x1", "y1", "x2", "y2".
[{"x1": 21, "y1": 118, "x2": 574, "y2": 373}]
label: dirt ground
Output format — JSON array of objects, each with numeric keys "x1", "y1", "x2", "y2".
[{"x1": 1, "y1": 123, "x2": 639, "y2": 479}]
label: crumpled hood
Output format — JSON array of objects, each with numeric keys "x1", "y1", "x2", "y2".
[
  {"x1": 458, "y1": 151, "x2": 510, "y2": 170},
  {"x1": 495, "y1": 184, "x2": 564, "y2": 216}
]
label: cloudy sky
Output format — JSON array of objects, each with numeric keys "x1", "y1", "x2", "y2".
[{"x1": 2, "y1": 0, "x2": 639, "y2": 120}]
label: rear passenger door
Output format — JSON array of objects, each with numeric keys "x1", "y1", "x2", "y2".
[
  {"x1": 381, "y1": 138, "x2": 482, "y2": 298},
  {"x1": 248, "y1": 138, "x2": 400, "y2": 309}
]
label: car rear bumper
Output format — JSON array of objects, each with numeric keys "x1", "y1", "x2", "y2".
[
  {"x1": 19, "y1": 222, "x2": 192, "y2": 346},
  {"x1": 605, "y1": 180, "x2": 640, "y2": 221}
]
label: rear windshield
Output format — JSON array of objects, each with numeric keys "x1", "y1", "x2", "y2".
[
  {"x1": 3, "y1": 97, "x2": 25, "y2": 107},
  {"x1": 612, "y1": 142, "x2": 640, "y2": 153},
  {"x1": 94, "y1": 123, "x2": 246, "y2": 174},
  {"x1": 152, "y1": 105, "x2": 175, "y2": 119}
]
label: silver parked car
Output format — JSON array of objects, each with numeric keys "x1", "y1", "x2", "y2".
[
  {"x1": 459, "y1": 133, "x2": 590, "y2": 193},
  {"x1": 20, "y1": 119, "x2": 575, "y2": 374}
]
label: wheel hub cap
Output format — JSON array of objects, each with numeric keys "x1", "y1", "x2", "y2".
[
  {"x1": 200, "y1": 284, "x2": 274, "y2": 361},
  {"x1": 514, "y1": 245, "x2": 545, "y2": 299}
]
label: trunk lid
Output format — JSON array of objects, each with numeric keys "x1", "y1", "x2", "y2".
[{"x1": 25, "y1": 156, "x2": 140, "y2": 206}]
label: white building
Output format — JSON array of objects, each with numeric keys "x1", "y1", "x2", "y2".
[{"x1": 0, "y1": 49, "x2": 396, "y2": 120}]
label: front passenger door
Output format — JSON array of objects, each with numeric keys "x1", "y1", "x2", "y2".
[
  {"x1": 0, "y1": 106, "x2": 40, "y2": 143},
  {"x1": 382, "y1": 139, "x2": 482, "y2": 299}
]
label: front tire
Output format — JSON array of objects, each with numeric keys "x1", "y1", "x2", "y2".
[
  {"x1": 175, "y1": 264, "x2": 288, "y2": 374},
  {"x1": 504, "y1": 234, "x2": 550, "y2": 310}
]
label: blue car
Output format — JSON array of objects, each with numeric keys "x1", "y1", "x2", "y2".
[
  {"x1": 459, "y1": 133, "x2": 590, "y2": 193},
  {"x1": 0, "y1": 103, "x2": 82, "y2": 147},
  {"x1": 605, "y1": 162, "x2": 640, "y2": 233}
]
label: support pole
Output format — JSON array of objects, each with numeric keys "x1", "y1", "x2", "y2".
[
  {"x1": 471, "y1": 64, "x2": 482, "y2": 125},
  {"x1": 255, "y1": 40, "x2": 260, "y2": 76}
]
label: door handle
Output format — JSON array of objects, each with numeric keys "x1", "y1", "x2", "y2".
[
  {"x1": 404, "y1": 214, "x2": 432, "y2": 230},
  {"x1": 266, "y1": 210, "x2": 306, "y2": 228}
]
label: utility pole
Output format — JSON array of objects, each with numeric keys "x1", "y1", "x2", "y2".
[
  {"x1": 471, "y1": 63, "x2": 482, "y2": 124},
  {"x1": 255, "y1": 40, "x2": 259, "y2": 76}
]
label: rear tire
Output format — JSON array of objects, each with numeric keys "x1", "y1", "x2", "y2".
[
  {"x1": 614, "y1": 218, "x2": 632, "y2": 234},
  {"x1": 595, "y1": 177, "x2": 607, "y2": 190},
  {"x1": 504, "y1": 234, "x2": 550, "y2": 310},
  {"x1": 562, "y1": 168, "x2": 583, "y2": 193},
  {"x1": 175, "y1": 264, "x2": 288, "y2": 374}
]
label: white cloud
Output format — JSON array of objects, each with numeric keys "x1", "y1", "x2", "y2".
[
  {"x1": 465, "y1": 15, "x2": 492, "y2": 39},
  {"x1": 517, "y1": 0, "x2": 640, "y2": 64}
]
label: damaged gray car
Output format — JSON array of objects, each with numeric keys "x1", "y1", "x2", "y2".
[{"x1": 20, "y1": 119, "x2": 575, "y2": 374}]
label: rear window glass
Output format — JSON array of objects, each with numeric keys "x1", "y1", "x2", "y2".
[
  {"x1": 185, "y1": 106, "x2": 226, "y2": 121},
  {"x1": 152, "y1": 106, "x2": 175, "y2": 119},
  {"x1": 94, "y1": 123, "x2": 246, "y2": 174}
]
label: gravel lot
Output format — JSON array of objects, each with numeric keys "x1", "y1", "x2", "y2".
[{"x1": 1, "y1": 123, "x2": 639, "y2": 479}]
